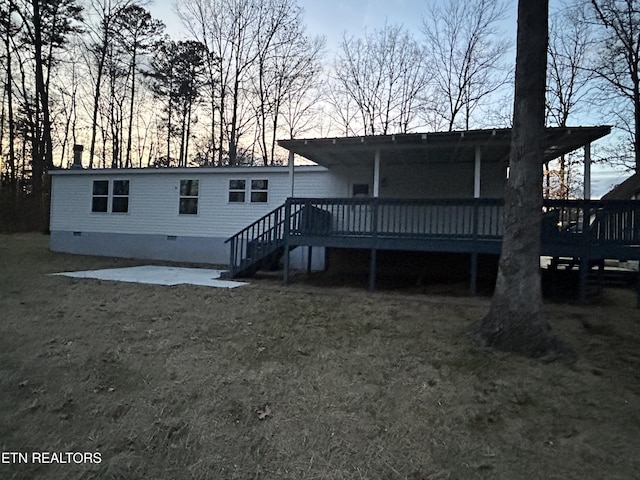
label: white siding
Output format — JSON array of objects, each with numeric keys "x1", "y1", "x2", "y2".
[{"x1": 50, "y1": 167, "x2": 338, "y2": 238}]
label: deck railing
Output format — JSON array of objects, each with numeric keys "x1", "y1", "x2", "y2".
[
  {"x1": 225, "y1": 202, "x2": 304, "y2": 276},
  {"x1": 226, "y1": 198, "x2": 640, "y2": 276},
  {"x1": 288, "y1": 197, "x2": 505, "y2": 239},
  {"x1": 542, "y1": 199, "x2": 640, "y2": 247},
  {"x1": 286, "y1": 198, "x2": 640, "y2": 249}
]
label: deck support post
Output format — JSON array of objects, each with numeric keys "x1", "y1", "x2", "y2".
[
  {"x1": 369, "y1": 198, "x2": 379, "y2": 291},
  {"x1": 470, "y1": 253, "x2": 478, "y2": 296},
  {"x1": 579, "y1": 257, "x2": 589, "y2": 305},
  {"x1": 470, "y1": 198, "x2": 480, "y2": 295},
  {"x1": 369, "y1": 248, "x2": 377, "y2": 291},
  {"x1": 307, "y1": 246, "x2": 313, "y2": 274},
  {"x1": 578, "y1": 200, "x2": 592, "y2": 304},
  {"x1": 283, "y1": 200, "x2": 292, "y2": 285},
  {"x1": 636, "y1": 268, "x2": 640, "y2": 309}
]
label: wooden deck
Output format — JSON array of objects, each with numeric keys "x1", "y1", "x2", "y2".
[{"x1": 226, "y1": 197, "x2": 640, "y2": 300}]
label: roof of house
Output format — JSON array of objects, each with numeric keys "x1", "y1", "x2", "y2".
[
  {"x1": 601, "y1": 172, "x2": 640, "y2": 200},
  {"x1": 48, "y1": 164, "x2": 328, "y2": 176},
  {"x1": 278, "y1": 126, "x2": 612, "y2": 168}
]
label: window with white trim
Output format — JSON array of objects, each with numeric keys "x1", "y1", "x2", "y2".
[
  {"x1": 228, "y1": 179, "x2": 246, "y2": 203},
  {"x1": 112, "y1": 180, "x2": 130, "y2": 213},
  {"x1": 92, "y1": 180, "x2": 109, "y2": 212},
  {"x1": 179, "y1": 179, "x2": 199, "y2": 214},
  {"x1": 92, "y1": 179, "x2": 130, "y2": 213},
  {"x1": 250, "y1": 179, "x2": 268, "y2": 203}
]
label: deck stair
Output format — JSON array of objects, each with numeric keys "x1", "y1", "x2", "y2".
[
  {"x1": 224, "y1": 201, "x2": 336, "y2": 278},
  {"x1": 223, "y1": 204, "x2": 289, "y2": 278},
  {"x1": 224, "y1": 202, "x2": 315, "y2": 278}
]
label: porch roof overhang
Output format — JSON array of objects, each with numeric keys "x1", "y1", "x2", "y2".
[{"x1": 278, "y1": 126, "x2": 612, "y2": 168}]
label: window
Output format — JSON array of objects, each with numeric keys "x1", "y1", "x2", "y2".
[
  {"x1": 92, "y1": 180, "x2": 130, "y2": 213},
  {"x1": 179, "y1": 179, "x2": 199, "y2": 214},
  {"x1": 250, "y1": 179, "x2": 268, "y2": 203},
  {"x1": 352, "y1": 183, "x2": 370, "y2": 197},
  {"x1": 112, "y1": 180, "x2": 129, "y2": 213},
  {"x1": 92, "y1": 180, "x2": 109, "y2": 212},
  {"x1": 228, "y1": 179, "x2": 246, "y2": 203}
]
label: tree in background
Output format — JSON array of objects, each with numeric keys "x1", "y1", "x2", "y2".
[
  {"x1": 177, "y1": 0, "x2": 324, "y2": 165},
  {"x1": 3, "y1": 0, "x2": 82, "y2": 229},
  {"x1": 115, "y1": 4, "x2": 164, "y2": 168},
  {"x1": 251, "y1": 1, "x2": 324, "y2": 165},
  {"x1": 477, "y1": 0, "x2": 561, "y2": 357},
  {"x1": 545, "y1": 4, "x2": 596, "y2": 199},
  {"x1": 84, "y1": 0, "x2": 135, "y2": 168},
  {"x1": 589, "y1": 0, "x2": 640, "y2": 172},
  {"x1": 1, "y1": 0, "x2": 19, "y2": 205},
  {"x1": 332, "y1": 23, "x2": 428, "y2": 135},
  {"x1": 278, "y1": 36, "x2": 324, "y2": 140},
  {"x1": 149, "y1": 39, "x2": 207, "y2": 167},
  {"x1": 421, "y1": 0, "x2": 510, "y2": 131}
]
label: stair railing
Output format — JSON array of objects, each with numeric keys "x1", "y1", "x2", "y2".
[{"x1": 225, "y1": 201, "x2": 304, "y2": 276}]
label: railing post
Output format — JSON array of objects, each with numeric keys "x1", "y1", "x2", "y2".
[
  {"x1": 579, "y1": 199, "x2": 592, "y2": 305},
  {"x1": 283, "y1": 199, "x2": 292, "y2": 285},
  {"x1": 228, "y1": 237, "x2": 236, "y2": 275}
]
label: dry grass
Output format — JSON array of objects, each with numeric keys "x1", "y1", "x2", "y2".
[{"x1": 1, "y1": 233, "x2": 639, "y2": 479}]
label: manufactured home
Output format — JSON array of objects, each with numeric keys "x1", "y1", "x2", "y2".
[
  {"x1": 49, "y1": 165, "x2": 340, "y2": 269},
  {"x1": 50, "y1": 126, "x2": 640, "y2": 299}
]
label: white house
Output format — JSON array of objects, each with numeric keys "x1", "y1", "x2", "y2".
[
  {"x1": 50, "y1": 127, "x2": 621, "y2": 289},
  {"x1": 49, "y1": 165, "x2": 344, "y2": 268}
]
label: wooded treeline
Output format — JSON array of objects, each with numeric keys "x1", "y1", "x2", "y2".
[{"x1": 1, "y1": 0, "x2": 639, "y2": 230}]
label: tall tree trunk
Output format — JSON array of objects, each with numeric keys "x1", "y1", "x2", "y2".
[
  {"x1": 477, "y1": 0, "x2": 560, "y2": 357},
  {"x1": 89, "y1": 34, "x2": 108, "y2": 169},
  {"x1": 125, "y1": 46, "x2": 137, "y2": 169},
  {"x1": 4, "y1": 8, "x2": 17, "y2": 198},
  {"x1": 218, "y1": 85, "x2": 225, "y2": 166},
  {"x1": 228, "y1": 76, "x2": 240, "y2": 165},
  {"x1": 30, "y1": 0, "x2": 54, "y2": 229},
  {"x1": 634, "y1": 77, "x2": 640, "y2": 171}
]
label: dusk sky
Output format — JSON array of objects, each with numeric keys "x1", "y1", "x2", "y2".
[
  {"x1": 148, "y1": 0, "x2": 519, "y2": 49},
  {"x1": 146, "y1": 0, "x2": 629, "y2": 197}
]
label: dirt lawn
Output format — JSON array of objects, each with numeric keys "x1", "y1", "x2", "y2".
[{"x1": 1, "y1": 233, "x2": 639, "y2": 480}]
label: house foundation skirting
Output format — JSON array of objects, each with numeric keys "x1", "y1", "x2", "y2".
[{"x1": 50, "y1": 231, "x2": 324, "y2": 271}]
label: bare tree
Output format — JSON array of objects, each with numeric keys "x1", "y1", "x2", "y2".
[
  {"x1": 589, "y1": 0, "x2": 640, "y2": 170},
  {"x1": 0, "y1": 0, "x2": 19, "y2": 199},
  {"x1": 280, "y1": 39, "x2": 325, "y2": 140},
  {"x1": 251, "y1": 4, "x2": 324, "y2": 164},
  {"x1": 545, "y1": 4, "x2": 596, "y2": 198},
  {"x1": 177, "y1": 0, "x2": 261, "y2": 165},
  {"x1": 422, "y1": 0, "x2": 510, "y2": 131},
  {"x1": 83, "y1": 0, "x2": 134, "y2": 168},
  {"x1": 12, "y1": 0, "x2": 82, "y2": 228},
  {"x1": 177, "y1": 0, "x2": 323, "y2": 165},
  {"x1": 332, "y1": 23, "x2": 428, "y2": 136},
  {"x1": 477, "y1": 0, "x2": 561, "y2": 357}
]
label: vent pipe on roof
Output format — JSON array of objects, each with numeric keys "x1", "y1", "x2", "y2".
[{"x1": 71, "y1": 144, "x2": 84, "y2": 169}]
